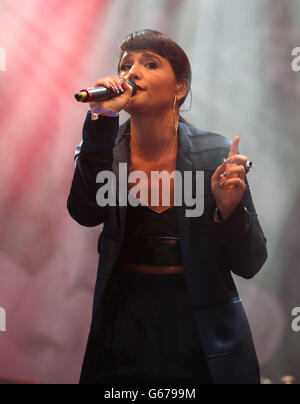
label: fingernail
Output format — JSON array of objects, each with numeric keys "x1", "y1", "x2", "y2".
[
  {"x1": 223, "y1": 158, "x2": 232, "y2": 164},
  {"x1": 220, "y1": 172, "x2": 227, "y2": 178},
  {"x1": 113, "y1": 84, "x2": 120, "y2": 93},
  {"x1": 219, "y1": 181, "x2": 226, "y2": 187}
]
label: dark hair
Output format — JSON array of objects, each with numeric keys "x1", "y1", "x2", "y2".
[{"x1": 117, "y1": 29, "x2": 192, "y2": 119}]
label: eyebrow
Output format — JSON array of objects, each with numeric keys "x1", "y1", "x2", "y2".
[{"x1": 120, "y1": 51, "x2": 161, "y2": 64}]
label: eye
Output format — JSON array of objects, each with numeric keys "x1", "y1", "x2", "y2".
[
  {"x1": 120, "y1": 64, "x2": 131, "y2": 71},
  {"x1": 145, "y1": 62, "x2": 158, "y2": 69}
]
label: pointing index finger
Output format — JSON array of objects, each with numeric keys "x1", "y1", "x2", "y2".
[{"x1": 229, "y1": 135, "x2": 241, "y2": 158}]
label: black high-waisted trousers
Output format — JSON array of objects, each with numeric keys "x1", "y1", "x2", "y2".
[{"x1": 95, "y1": 270, "x2": 212, "y2": 384}]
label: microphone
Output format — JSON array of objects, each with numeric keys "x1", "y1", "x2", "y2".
[{"x1": 74, "y1": 80, "x2": 137, "y2": 102}]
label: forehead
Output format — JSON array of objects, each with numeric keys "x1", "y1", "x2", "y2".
[{"x1": 120, "y1": 50, "x2": 164, "y2": 62}]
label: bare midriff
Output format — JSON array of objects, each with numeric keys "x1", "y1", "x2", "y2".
[{"x1": 117, "y1": 262, "x2": 184, "y2": 274}]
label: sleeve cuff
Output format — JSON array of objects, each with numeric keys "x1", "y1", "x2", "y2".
[
  {"x1": 216, "y1": 202, "x2": 251, "y2": 234},
  {"x1": 209, "y1": 200, "x2": 250, "y2": 228},
  {"x1": 81, "y1": 111, "x2": 120, "y2": 155}
]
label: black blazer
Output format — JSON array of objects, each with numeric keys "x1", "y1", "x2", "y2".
[{"x1": 67, "y1": 112, "x2": 268, "y2": 384}]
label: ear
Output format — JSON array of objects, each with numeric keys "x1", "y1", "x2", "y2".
[{"x1": 176, "y1": 80, "x2": 189, "y2": 103}]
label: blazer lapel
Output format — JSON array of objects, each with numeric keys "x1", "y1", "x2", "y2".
[
  {"x1": 177, "y1": 121, "x2": 193, "y2": 172},
  {"x1": 112, "y1": 120, "x2": 131, "y2": 229}
]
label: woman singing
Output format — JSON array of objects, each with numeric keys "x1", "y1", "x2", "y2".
[{"x1": 67, "y1": 29, "x2": 267, "y2": 384}]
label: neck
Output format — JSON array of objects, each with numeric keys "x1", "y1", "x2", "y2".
[{"x1": 129, "y1": 110, "x2": 179, "y2": 163}]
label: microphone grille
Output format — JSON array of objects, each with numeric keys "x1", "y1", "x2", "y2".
[{"x1": 126, "y1": 80, "x2": 137, "y2": 96}]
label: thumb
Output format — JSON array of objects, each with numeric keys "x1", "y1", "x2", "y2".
[{"x1": 120, "y1": 78, "x2": 134, "y2": 96}]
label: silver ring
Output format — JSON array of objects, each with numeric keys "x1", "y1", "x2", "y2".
[{"x1": 245, "y1": 160, "x2": 253, "y2": 174}]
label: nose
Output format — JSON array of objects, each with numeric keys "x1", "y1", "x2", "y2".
[{"x1": 127, "y1": 63, "x2": 142, "y2": 81}]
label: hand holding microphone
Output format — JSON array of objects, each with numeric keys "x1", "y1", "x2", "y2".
[{"x1": 74, "y1": 75, "x2": 137, "y2": 113}]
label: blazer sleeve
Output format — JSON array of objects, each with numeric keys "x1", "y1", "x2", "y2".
[
  {"x1": 67, "y1": 112, "x2": 119, "y2": 227},
  {"x1": 204, "y1": 144, "x2": 268, "y2": 280}
]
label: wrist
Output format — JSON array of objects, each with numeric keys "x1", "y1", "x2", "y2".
[
  {"x1": 90, "y1": 107, "x2": 120, "y2": 117},
  {"x1": 213, "y1": 207, "x2": 224, "y2": 223},
  {"x1": 216, "y1": 206, "x2": 234, "y2": 221}
]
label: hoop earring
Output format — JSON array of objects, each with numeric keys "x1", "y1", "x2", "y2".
[{"x1": 173, "y1": 96, "x2": 179, "y2": 135}]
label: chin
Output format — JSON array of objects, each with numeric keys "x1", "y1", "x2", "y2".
[{"x1": 124, "y1": 100, "x2": 148, "y2": 115}]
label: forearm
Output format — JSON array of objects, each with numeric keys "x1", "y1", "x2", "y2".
[
  {"x1": 67, "y1": 112, "x2": 119, "y2": 227},
  {"x1": 210, "y1": 188, "x2": 267, "y2": 279}
]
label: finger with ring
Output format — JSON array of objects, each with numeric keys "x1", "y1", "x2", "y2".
[
  {"x1": 219, "y1": 165, "x2": 246, "y2": 180},
  {"x1": 245, "y1": 160, "x2": 253, "y2": 174},
  {"x1": 224, "y1": 154, "x2": 248, "y2": 166}
]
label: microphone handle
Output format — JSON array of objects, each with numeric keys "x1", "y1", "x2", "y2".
[{"x1": 74, "y1": 80, "x2": 137, "y2": 102}]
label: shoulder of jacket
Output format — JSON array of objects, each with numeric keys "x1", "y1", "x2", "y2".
[
  {"x1": 181, "y1": 124, "x2": 232, "y2": 170},
  {"x1": 188, "y1": 126, "x2": 232, "y2": 153}
]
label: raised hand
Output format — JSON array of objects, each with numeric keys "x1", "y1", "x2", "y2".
[
  {"x1": 89, "y1": 74, "x2": 134, "y2": 113},
  {"x1": 211, "y1": 135, "x2": 249, "y2": 220}
]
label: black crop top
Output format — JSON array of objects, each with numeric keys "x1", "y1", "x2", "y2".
[{"x1": 118, "y1": 195, "x2": 183, "y2": 266}]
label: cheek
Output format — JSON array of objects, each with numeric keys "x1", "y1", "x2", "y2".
[
  {"x1": 149, "y1": 77, "x2": 176, "y2": 99},
  {"x1": 147, "y1": 69, "x2": 175, "y2": 88}
]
